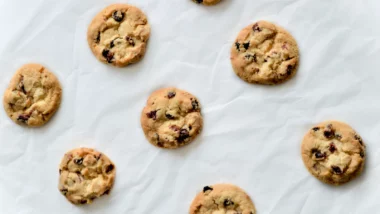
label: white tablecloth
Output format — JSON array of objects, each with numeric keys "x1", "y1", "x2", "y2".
[{"x1": 0, "y1": 0, "x2": 379, "y2": 213}]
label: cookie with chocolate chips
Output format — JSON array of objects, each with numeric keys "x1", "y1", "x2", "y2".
[
  {"x1": 230, "y1": 21, "x2": 299, "y2": 85},
  {"x1": 87, "y1": 4, "x2": 150, "y2": 67},
  {"x1": 190, "y1": 184, "x2": 256, "y2": 214},
  {"x1": 58, "y1": 148, "x2": 116, "y2": 205},
  {"x1": 191, "y1": 0, "x2": 221, "y2": 6},
  {"x1": 3, "y1": 64, "x2": 62, "y2": 127},
  {"x1": 140, "y1": 87, "x2": 203, "y2": 149},
  {"x1": 301, "y1": 121, "x2": 366, "y2": 185}
]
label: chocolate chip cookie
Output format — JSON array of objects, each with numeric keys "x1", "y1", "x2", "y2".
[
  {"x1": 190, "y1": 184, "x2": 256, "y2": 214},
  {"x1": 230, "y1": 21, "x2": 299, "y2": 85},
  {"x1": 3, "y1": 64, "x2": 62, "y2": 127},
  {"x1": 87, "y1": 4, "x2": 151, "y2": 67},
  {"x1": 192, "y1": 0, "x2": 221, "y2": 6},
  {"x1": 58, "y1": 148, "x2": 116, "y2": 205},
  {"x1": 141, "y1": 87, "x2": 203, "y2": 149},
  {"x1": 301, "y1": 121, "x2": 366, "y2": 185}
]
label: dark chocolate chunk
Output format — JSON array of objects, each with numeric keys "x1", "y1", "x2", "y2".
[
  {"x1": 17, "y1": 114, "x2": 30, "y2": 123},
  {"x1": 74, "y1": 158, "x2": 83, "y2": 165},
  {"x1": 102, "y1": 49, "x2": 114, "y2": 63},
  {"x1": 196, "y1": 0, "x2": 203, "y2": 3},
  {"x1": 146, "y1": 110, "x2": 158, "y2": 120},
  {"x1": 110, "y1": 40, "x2": 115, "y2": 48},
  {"x1": 105, "y1": 164, "x2": 114, "y2": 173},
  {"x1": 286, "y1": 65, "x2": 293, "y2": 75},
  {"x1": 203, "y1": 186, "x2": 213, "y2": 193},
  {"x1": 252, "y1": 23, "x2": 261, "y2": 32},
  {"x1": 235, "y1": 42, "x2": 240, "y2": 51},
  {"x1": 331, "y1": 166, "x2": 342, "y2": 174},
  {"x1": 323, "y1": 125, "x2": 335, "y2": 139},
  {"x1": 167, "y1": 91, "x2": 176, "y2": 99},
  {"x1": 166, "y1": 114, "x2": 174, "y2": 119},
  {"x1": 312, "y1": 127, "x2": 320, "y2": 131},
  {"x1": 329, "y1": 143, "x2": 336, "y2": 153},
  {"x1": 178, "y1": 129, "x2": 190, "y2": 143},
  {"x1": 112, "y1": 11, "x2": 124, "y2": 22},
  {"x1": 243, "y1": 42, "x2": 250, "y2": 50},
  {"x1": 80, "y1": 199, "x2": 87, "y2": 204},
  {"x1": 223, "y1": 199, "x2": 234, "y2": 207}
]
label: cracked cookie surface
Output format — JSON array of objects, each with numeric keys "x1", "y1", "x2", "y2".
[
  {"x1": 141, "y1": 87, "x2": 203, "y2": 149},
  {"x1": 192, "y1": 0, "x2": 221, "y2": 6},
  {"x1": 301, "y1": 121, "x2": 366, "y2": 185},
  {"x1": 3, "y1": 63, "x2": 62, "y2": 127},
  {"x1": 190, "y1": 184, "x2": 256, "y2": 214},
  {"x1": 87, "y1": 4, "x2": 150, "y2": 67},
  {"x1": 230, "y1": 20, "x2": 299, "y2": 85},
  {"x1": 58, "y1": 148, "x2": 116, "y2": 205}
]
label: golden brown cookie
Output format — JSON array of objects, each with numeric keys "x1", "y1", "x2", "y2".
[
  {"x1": 58, "y1": 148, "x2": 116, "y2": 205},
  {"x1": 301, "y1": 121, "x2": 366, "y2": 185},
  {"x1": 230, "y1": 21, "x2": 299, "y2": 85},
  {"x1": 190, "y1": 184, "x2": 256, "y2": 214},
  {"x1": 87, "y1": 4, "x2": 151, "y2": 67},
  {"x1": 3, "y1": 63, "x2": 62, "y2": 127},
  {"x1": 141, "y1": 87, "x2": 203, "y2": 149},
  {"x1": 192, "y1": 0, "x2": 221, "y2": 6}
]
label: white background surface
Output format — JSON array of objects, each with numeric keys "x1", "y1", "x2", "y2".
[{"x1": 0, "y1": 0, "x2": 380, "y2": 213}]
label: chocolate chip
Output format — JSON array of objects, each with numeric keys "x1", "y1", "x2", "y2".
[
  {"x1": 96, "y1": 32, "x2": 100, "y2": 43},
  {"x1": 157, "y1": 141, "x2": 164, "y2": 147},
  {"x1": 59, "y1": 169, "x2": 62, "y2": 174},
  {"x1": 196, "y1": 0, "x2": 203, "y2": 3},
  {"x1": 323, "y1": 125, "x2": 334, "y2": 139},
  {"x1": 168, "y1": 91, "x2": 176, "y2": 99},
  {"x1": 126, "y1": 36, "x2": 135, "y2": 46},
  {"x1": 106, "y1": 164, "x2": 114, "y2": 173},
  {"x1": 360, "y1": 150, "x2": 365, "y2": 158},
  {"x1": 264, "y1": 59, "x2": 268, "y2": 62},
  {"x1": 112, "y1": 11, "x2": 124, "y2": 22},
  {"x1": 312, "y1": 148, "x2": 325, "y2": 159},
  {"x1": 329, "y1": 143, "x2": 336, "y2": 153},
  {"x1": 243, "y1": 42, "x2": 250, "y2": 50},
  {"x1": 74, "y1": 158, "x2": 83, "y2": 165},
  {"x1": 166, "y1": 114, "x2": 174, "y2": 119},
  {"x1": 178, "y1": 129, "x2": 190, "y2": 143},
  {"x1": 223, "y1": 199, "x2": 234, "y2": 207},
  {"x1": 80, "y1": 199, "x2": 87, "y2": 204},
  {"x1": 252, "y1": 23, "x2": 261, "y2": 32},
  {"x1": 203, "y1": 186, "x2": 213, "y2": 192},
  {"x1": 331, "y1": 166, "x2": 342, "y2": 175},
  {"x1": 189, "y1": 125, "x2": 192, "y2": 130},
  {"x1": 146, "y1": 110, "x2": 158, "y2": 120},
  {"x1": 17, "y1": 114, "x2": 30, "y2": 123},
  {"x1": 96, "y1": 154, "x2": 102, "y2": 161},
  {"x1": 110, "y1": 40, "x2": 115, "y2": 48},
  {"x1": 245, "y1": 54, "x2": 257, "y2": 62},
  {"x1": 354, "y1": 134, "x2": 363, "y2": 145},
  {"x1": 312, "y1": 127, "x2": 320, "y2": 131},
  {"x1": 102, "y1": 189, "x2": 110, "y2": 196},
  {"x1": 286, "y1": 65, "x2": 293, "y2": 75},
  {"x1": 315, "y1": 151, "x2": 326, "y2": 159},
  {"x1": 102, "y1": 49, "x2": 114, "y2": 63},
  {"x1": 60, "y1": 189, "x2": 68, "y2": 195},
  {"x1": 191, "y1": 99, "x2": 199, "y2": 110},
  {"x1": 235, "y1": 42, "x2": 240, "y2": 51}
]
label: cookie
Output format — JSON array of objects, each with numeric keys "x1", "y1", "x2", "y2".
[
  {"x1": 58, "y1": 148, "x2": 116, "y2": 205},
  {"x1": 230, "y1": 21, "x2": 299, "y2": 85},
  {"x1": 192, "y1": 0, "x2": 221, "y2": 6},
  {"x1": 190, "y1": 184, "x2": 256, "y2": 214},
  {"x1": 3, "y1": 64, "x2": 62, "y2": 127},
  {"x1": 141, "y1": 87, "x2": 203, "y2": 149},
  {"x1": 301, "y1": 121, "x2": 366, "y2": 185},
  {"x1": 87, "y1": 4, "x2": 151, "y2": 67}
]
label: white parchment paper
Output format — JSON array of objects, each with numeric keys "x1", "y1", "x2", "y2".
[{"x1": 1, "y1": 0, "x2": 380, "y2": 213}]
